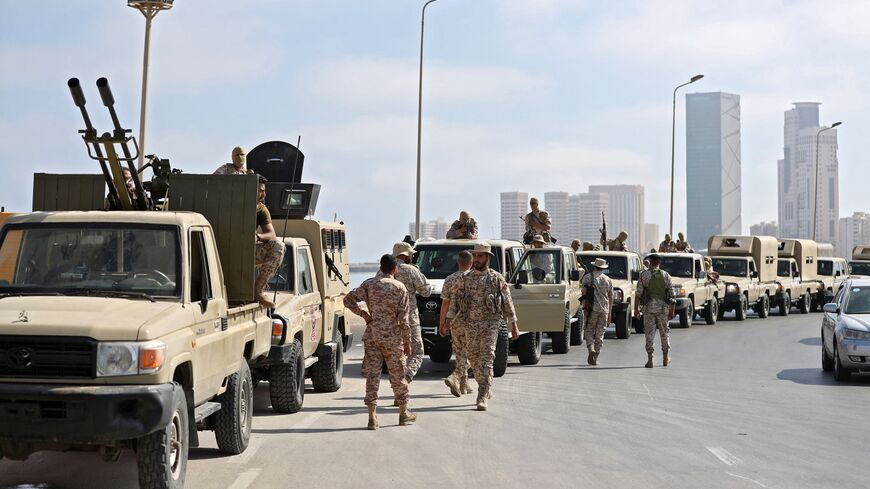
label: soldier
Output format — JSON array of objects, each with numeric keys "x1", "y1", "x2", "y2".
[
  {"x1": 634, "y1": 253, "x2": 676, "y2": 368},
  {"x1": 447, "y1": 243, "x2": 520, "y2": 411},
  {"x1": 606, "y1": 231, "x2": 629, "y2": 251},
  {"x1": 382, "y1": 241, "x2": 432, "y2": 383},
  {"x1": 570, "y1": 240, "x2": 581, "y2": 253},
  {"x1": 254, "y1": 175, "x2": 285, "y2": 307},
  {"x1": 213, "y1": 146, "x2": 254, "y2": 175},
  {"x1": 582, "y1": 241, "x2": 595, "y2": 251},
  {"x1": 703, "y1": 256, "x2": 720, "y2": 284},
  {"x1": 524, "y1": 197, "x2": 552, "y2": 244},
  {"x1": 446, "y1": 211, "x2": 479, "y2": 239},
  {"x1": 674, "y1": 232, "x2": 693, "y2": 252},
  {"x1": 658, "y1": 233, "x2": 676, "y2": 253},
  {"x1": 581, "y1": 258, "x2": 613, "y2": 365},
  {"x1": 344, "y1": 254, "x2": 416, "y2": 429},
  {"x1": 439, "y1": 250, "x2": 474, "y2": 397}
]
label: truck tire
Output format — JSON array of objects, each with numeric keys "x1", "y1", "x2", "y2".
[
  {"x1": 704, "y1": 299, "x2": 718, "y2": 325},
  {"x1": 214, "y1": 360, "x2": 253, "y2": 454},
  {"x1": 811, "y1": 297, "x2": 820, "y2": 312},
  {"x1": 778, "y1": 292, "x2": 790, "y2": 316},
  {"x1": 678, "y1": 299, "x2": 693, "y2": 329},
  {"x1": 493, "y1": 324, "x2": 509, "y2": 377},
  {"x1": 633, "y1": 315, "x2": 644, "y2": 334},
  {"x1": 269, "y1": 339, "x2": 305, "y2": 414},
  {"x1": 429, "y1": 343, "x2": 453, "y2": 363},
  {"x1": 137, "y1": 384, "x2": 187, "y2": 489},
  {"x1": 516, "y1": 332, "x2": 542, "y2": 365},
  {"x1": 550, "y1": 310, "x2": 571, "y2": 354},
  {"x1": 799, "y1": 292, "x2": 811, "y2": 314},
  {"x1": 735, "y1": 295, "x2": 747, "y2": 321},
  {"x1": 570, "y1": 310, "x2": 584, "y2": 346},
  {"x1": 757, "y1": 295, "x2": 770, "y2": 319},
  {"x1": 311, "y1": 334, "x2": 343, "y2": 393},
  {"x1": 615, "y1": 305, "x2": 632, "y2": 339}
]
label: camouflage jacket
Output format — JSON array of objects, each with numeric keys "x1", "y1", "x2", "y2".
[
  {"x1": 636, "y1": 268, "x2": 676, "y2": 315},
  {"x1": 213, "y1": 163, "x2": 253, "y2": 175},
  {"x1": 447, "y1": 268, "x2": 517, "y2": 324},
  {"x1": 446, "y1": 219, "x2": 478, "y2": 239},
  {"x1": 344, "y1": 276, "x2": 411, "y2": 346},
  {"x1": 377, "y1": 262, "x2": 431, "y2": 326},
  {"x1": 441, "y1": 270, "x2": 469, "y2": 323}
]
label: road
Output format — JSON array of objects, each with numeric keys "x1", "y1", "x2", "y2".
[{"x1": 2, "y1": 310, "x2": 869, "y2": 489}]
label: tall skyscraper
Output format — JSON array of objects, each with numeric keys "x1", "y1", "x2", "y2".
[
  {"x1": 838, "y1": 212, "x2": 870, "y2": 258},
  {"x1": 644, "y1": 223, "x2": 660, "y2": 252},
  {"x1": 778, "y1": 102, "x2": 840, "y2": 245},
  {"x1": 567, "y1": 194, "x2": 583, "y2": 241},
  {"x1": 588, "y1": 185, "x2": 645, "y2": 251},
  {"x1": 685, "y1": 92, "x2": 742, "y2": 250},
  {"x1": 578, "y1": 192, "x2": 609, "y2": 244},
  {"x1": 544, "y1": 192, "x2": 570, "y2": 242},
  {"x1": 500, "y1": 191, "x2": 528, "y2": 241},
  {"x1": 749, "y1": 221, "x2": 779, "y2": 238}
]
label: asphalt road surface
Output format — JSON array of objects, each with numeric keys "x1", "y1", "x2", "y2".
[{"x1": 2, "y1": 310, "x2": 869, "y2": 489}]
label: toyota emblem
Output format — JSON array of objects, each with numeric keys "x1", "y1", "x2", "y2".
[
  {"x1": 425, "y1": 301, "x2": 438, "y2": 311},
  {"x1": 9, "y1": 347, "x2": 36, "y2": 370}
]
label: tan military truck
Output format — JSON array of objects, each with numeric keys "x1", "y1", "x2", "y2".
[
  {"x1": 657, "y1": 252, "x2": 724, "y2": 328},
  {"x1": 509, "y1": 246, "x2": 583, "y2": 364},
  {"x1": 708, "y1": 235, "x2": 779, "y2": 321},
  {"x1": 576, "y1": 250, "x2": 643, "y2": 338},
  {"x1": 775, "y1": 257, "x2": 811, "y2": 315},
  {"x1": 778, "y1": 239, "x2": 825, "y2": 312},
  {"x1": 816, "y1": 256, "x2": 849, "y2": 304},
  {"x1": 849, "y1": 245, "x2": 870, "y2": 277}
]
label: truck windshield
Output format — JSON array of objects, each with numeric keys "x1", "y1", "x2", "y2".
[
  {"x1": 849, "y1": 262, "x2": 870, "y2": 276},
  {"x1": 578, "y1": 255, "x2": 627, "y2": 279},
  {"x1": 712, "y1": 258, "x2": 748, "y2": 277},
  {"x1": 414, "y1": 245, "x2": 502, "y2": 279},
  {"x1": 0, "y1": 225, "x2": 180, "y2": 298},
  {"x1": 817, "y1": 260, "x2": 833, "y2": 276},
  {"x1": 513, "y1": 250, "x2": 562, "y2": 284},
  {"x1": 777, "y1": 260, "x2": 792, "y2": 277},
  {"x1": 845, "y1": 287, "x2": 870, "y2": 314},
  {"x1": 660, "y1": 256, "x2": 694, "y2": 278}
]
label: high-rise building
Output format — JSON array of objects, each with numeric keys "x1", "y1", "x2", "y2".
[
  {"x1": 500, "y1": 191, "x2": 528, "y2": 241},
  {"x1": 567, "y1": 194, "x2": 583, "y2": 241},
  {"x1": 409, "y1": 217, "x2": 450, "y2": 240},
  {"x1": 838, "y1": 212, "x2": 870, "y2": 259},
  {"x1": 778, "y1": 102, "x2": 840, "y2": 245},
  {"x1": 577, "y1": 192, "x2": 609, "y2": 244},
  {"x1": 749, "y1": 221, "x2": 779, "y2": 238},
  {"x1": 588, "y1": 185, "x2": 645, "y2": 251},
  {"x1": 544, "y1": 192, "x2": 570, "y2": 242},
  {"x1": 686, "y1": 92, "x2": 742, "y2": 250},
  {"x1": 644, "y1": 223, "x2": 660, "y2": 253}
]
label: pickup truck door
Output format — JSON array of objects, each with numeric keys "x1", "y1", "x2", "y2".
[
  {"x1": 693, "y1": 258, "x2": 708, "y2": 306},
  {"x1": 508, "y1": 249, "x2": 567, "y2": 333},
  {"x1": 296, "y1": 246, "x2": 323, "y2": 357},
  {"x1": 189, "y1": 227, "x2": 228, "y2": 403}
]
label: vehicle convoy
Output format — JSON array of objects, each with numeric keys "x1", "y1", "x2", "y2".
[
  {"x1": 0, "y1": 79, "x2": 347, "y2": 489},
  {"x1": 508, "y1": 246, "x2": 583, "y2": 364},
  {"x1": 778, "y1": 239, "x2": 825, "y2": 312},
  {"x1": 821, "y1": 278, "x2": 870, "y2": 381},
  {"x1": 849, "y1": 246, "x2": 870, "y2": 277},
  {"x1": 657, "y1": 252, "x2": 723, "y2": 328},
  {"x1": 576, "y1": 250, "x2": 643, "y2": 338},
  {"x1": 775, "y1": 257, "x2": 810, "y2": 315},
  {"x1": 708, "y1": 235, "x2": 779, "y2": 321},
  {"x1": 817, "y1": 256, "x2": 849, "y2": 304},
  {"x1": 413, "y1": 238, "x2": 525, "y2": 375}
]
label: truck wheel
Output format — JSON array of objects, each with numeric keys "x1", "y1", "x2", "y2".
[
  {"x1": 735, "y1": 296, "x2": 747, "y2": 321},
  {"x1": 633, "y1": 315, "x2": 644, "y2": 334},
  {"x1": 757, "y1": 295, "x2": 770, "y2": 319},
  {"x1": 799, "y1": 292, "x2": 811, "y2": 314},
  {"x1": 717, "y1": 304, "x2": 726, "y2": 320},
  {"x1": 493, "y1": 324, "x2": 509, "y2": 377},
  {"x1": 311, "y1": 333, "x2": 343, "y2": 393},
  {"x1": 550, "y1": 310, "x2": 571, "y2": 353},
  {"x1": 810, "y1": 297, "x2": 820, "y2": 312},
  {"x1": 778, "y1": 292, "x2": 791, "y2": 316},
  {"x1": 214, "y1": 360, "x2": 253, "y2": 454},
  {"x1": 678, "y1": 299, "x2": 693, "y2": 328},
  {"x1": 704, "y1": 299, "x2": 718, "y2": 325},
  {"x1": 516, "y1": 332, "x2": 542, "y2": 365},
  {"x1": 615, "y1": 306, "x2": 631, "y2": 339},
  {"x1": 137, "y1": 384, "x2": 187, "y2": 489},
  {"x1": 428, "y1": 343, "x2": 453, "y2": 363},
  {"x1": 269, "y1": 339, "x2": 305, "y2": 414},
  {"x1": 570, "y1": 310, "x2": 584, "y2": 346}
]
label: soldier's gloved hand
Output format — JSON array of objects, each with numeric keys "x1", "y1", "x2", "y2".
[{"x1": 510, "y1": 322, "x2": 520, "y2": 341}]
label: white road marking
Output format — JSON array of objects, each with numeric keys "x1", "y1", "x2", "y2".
[
  {"x1": 706, "y1": 446, "x2": 743, "y2": 466},
  {"x1": 726, "y1": 472, "x2": 770, "y2": 488},
  {"x1": 227, "y1": 468, "x2": 262, "y2": 489},
  {"x1": 642, "y1": 383, "x2": 654, "y2": 401}
]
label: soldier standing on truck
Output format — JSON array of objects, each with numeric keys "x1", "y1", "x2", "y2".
[
  {"x1": 213, "y1": 146, "x2": 254, "y2": 175},
  {"x1": 446, "y1": 210, "x2": 478, "y2": 239},
  {"x1": 344, "y1": 254, "x2": 417, "y2": 430},
  {"x1": 581, "y1": 258, "x2": 613, "y2": 366},
  {"x1": 447, "y1": 243, "x2": 520, "y2": 411},
  {"x1": 440, "y1": 250, "x2": 474, "y2": 397},
  {"x1": 659, "y1": 234, "x2": 677, "y2": 253},
  {"x1": 634, "y1": 253, "x2": 676, "y2": 368},
  {"x1": 254, "y1": 175, "x2": 285, "y2": 307},
  {"x1": 385, "y1": 241, "x2": 432, "y2": 383},
  {"x1": 524, "y1": 197, "x2": 553, "y2": 244}
]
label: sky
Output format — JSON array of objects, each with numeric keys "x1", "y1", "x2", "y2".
[{"x1": 1, "y1": 0, "x2": 869, "y2": 262}]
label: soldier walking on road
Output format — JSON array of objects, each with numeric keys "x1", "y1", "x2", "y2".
[
  {"x1": 581, "y1": 258, "x2": 613, "y2": 365},
  {"x1": 634, "y1": 254, "x2": 676, "y2": 368},
  {"x1": 447, "y1": 243, "x2": 520, "y2": 411},
  {"x1": 344, "y1": 254, "x2": 417, "y2": 430},
  {"x1": 439, "y1": 250, "x2": 474, "y2": 397}
]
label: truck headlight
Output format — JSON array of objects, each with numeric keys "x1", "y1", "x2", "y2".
[
  {"x1": 672, "y1": 285, "x2": 686, "y2": 297},
  {"x1": 843, "y1": 329, "x2": 870, "y2": 341},
  {"x1": 613, "y1": 288, "x2": 624, "y2": 303},
  {"x1": 726, "y1": 283, "x2": 740, "y2": 294},
  {"x1": 97, "y1": 341, "x2": 166, "y2": 377}
]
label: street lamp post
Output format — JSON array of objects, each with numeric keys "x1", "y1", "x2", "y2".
[
  {"x1": 812, "y1": 121, "x2": 842, "y2": 241},
  {"x1": 127, "y1": 0, "x2": 174, "y2": 171},
  {"x1": 669, "y1": 74, "x2": 704, "y2": 238},
  {"x1": 415, "y1": 0, "x2": 438, "y2": 240}
]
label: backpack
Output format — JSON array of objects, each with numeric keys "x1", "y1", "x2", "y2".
[{"x1": 642, "y1": 269, "x2": 667, "y2": 305}]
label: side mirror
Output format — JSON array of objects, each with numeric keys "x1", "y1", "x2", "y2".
[
  {"x1": 822, "y1": 303, "x2": 839, "y2": 314},
  {"x1": 516, "y1": 274, "x2": 529, "y2": 285},
  {"x1": 199, "y1": 297, "x2": 209, "y2": 313},
  {"x1": 835, "y1": 271, "x2": 841, "y2": 277},
  {"x1": 698, "y1": 270, "x2": 707, "y2": 279},
  {"x1": 750, "y1": 271, "x2": 758, "y2": 278},
  {"x1": 570, "y1": 270, "x2": 581, "y2": 282},
  {"x1": 631, "y1": 270, "x2": 640, "y2": 281}
]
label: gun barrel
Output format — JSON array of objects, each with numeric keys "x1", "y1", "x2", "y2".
[
  {"x1": 96, "y1": 77, "x2": 115, "y2": 107},
  {"x1": 67, "y1": 78, "x2": 86, "y2": 108}
]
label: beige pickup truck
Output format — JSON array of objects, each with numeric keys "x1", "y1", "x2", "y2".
[
  {"x1": 775, "y1": 257, "x2": 811, "y2": 315},
  {"x1": 849, "y1": 245, "x2": 870, "y2": 277},
  {"x1": 778, "y1": 239, "x2": 825, "y2": 312},
  {"x1": 658, "y1": 252, "x2": 724, "y2": 328},
  {"x1": 708, "y1": 235, "x2": 779, "y2": 321},
  {"x1": 576, "y1": 250, "x2": 644, "y2": 338}
]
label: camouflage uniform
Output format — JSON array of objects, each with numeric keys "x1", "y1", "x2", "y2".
[
  {"x1": 378, "y1": 262, "x2": 431, "y2": 380},
  {"x1": 442, "y1": 270, "x2": 470, "y2": 384},
  {"x1": 658, "y1": 240, "x2": 677, "y2": 253},
  {"x1": 254, "y1": 202, "x2": 285, "y2": 288},
  {"x1": 343, "y1": 276, "x2": 411, "y2": 407},
  {"x1": 636, "y1": 269, "x2": 675, "y2": 354},
  {"x1": 447, "y1": 268, "x2": 517, "y2": 401},
  {"x1": 524, "y1": 210, "x2": 552, "y2": 243},
  {"x1": 446, "y1": 218, "x2": 478, "y2": 239},
  {"x1": 582, "y1": 270, "x2": 613, "y2": 353},
  {"x1": 213, "y1": 163, "x2": 253, "y2": 175}
]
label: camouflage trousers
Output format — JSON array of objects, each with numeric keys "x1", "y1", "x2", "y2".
[
  {"x1": 584, "y1": 311, "x2": 609, "y2": 353},
  {"x1": 405, "y1": 311, "x2": 424, "y2": 381},
  {"x1": 643, "y1": 312, "x2": 670, "y2": 354},
  {"x1": 465, "y1": 321, "x2": 500, "y2": 399},
  {"x1": 255, "y1": 239, "x2": 285, "y2": 286},
  {"x1": 449, "y1": 322, "x2": 470, "y2": 382},
  {"x1": 361, "y1": 337, "x2": 409, "y2": 407}
]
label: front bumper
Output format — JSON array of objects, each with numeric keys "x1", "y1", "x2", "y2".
[
  {"x1": 418, "y1": 294, "x2": 451, "y2": 351},
  {"x1": 723, "y1": 293, "x2": 743, "y2": 309},
  {"x1": 838, "y1": 337, "x2": 870, "y2": 370},
  {"x1": 0, "y1": 382, "x2": 178, "y2": 444},
  {"x1": 674, "y1": 297, "x2": 692, "y2": 311}
]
